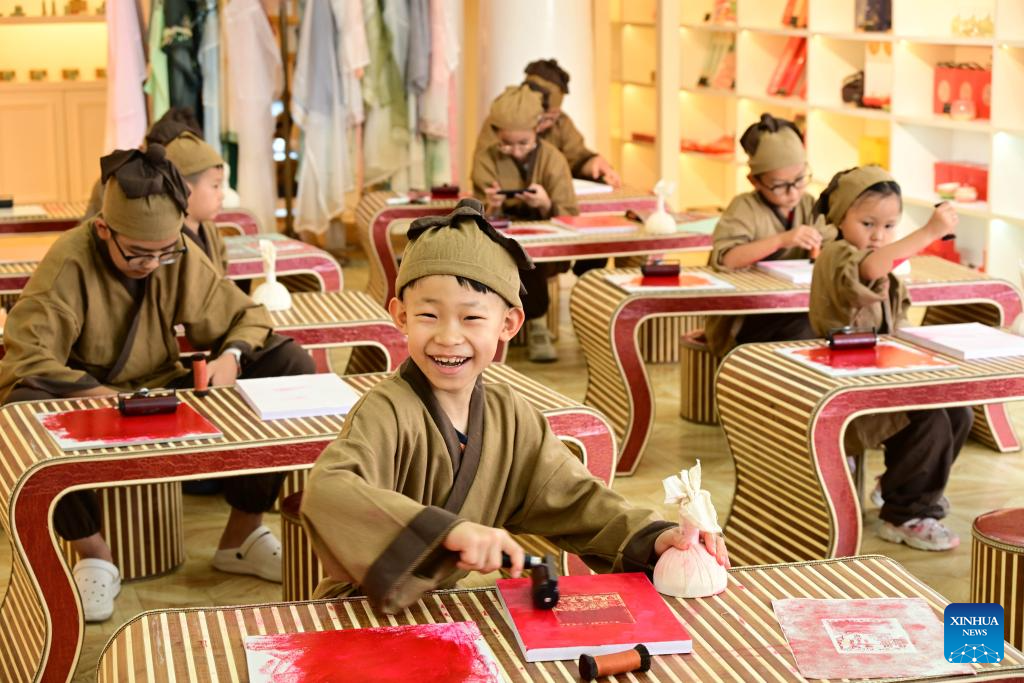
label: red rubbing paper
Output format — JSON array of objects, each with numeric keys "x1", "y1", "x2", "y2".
[
  {"x1": 497, "y1": 572, "x2": 692, "y2": 662},
  {"x1": 778, "y1": 340, "x2": 956, "y2": 378},
  {"x1": 37, "y1": 404, "x2": 221, "y2": 450},
  {"x1": 551, "y1": 214, "x2": 637, "y2": 233},
  {"x1": 639, "y1": 274, "x2": 722, "y2": 288},
  {"x1": 244, "y1": 622, "x2": 500, "y2": 683},
  {"x1": 504, "y1": 226, "x2": 556, "y2": 236}
]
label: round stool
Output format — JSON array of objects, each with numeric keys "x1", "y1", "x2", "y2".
[
  {"x1": 282, "y1": 491, "x2": 325, "y2": 602},
  {"x1": 971, "y1": 508, "x2": 1024, "y2": 651},
  {"x1": 60, "y1": 483, "x2": 185, "y2": 581},
  {"x1": 679, "y1": 331, "x2": 720, "y2": 425}
]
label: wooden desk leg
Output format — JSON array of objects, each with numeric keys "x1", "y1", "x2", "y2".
[{"x1": 922, "y1": 302, "x2": 1022, "y2": 453}]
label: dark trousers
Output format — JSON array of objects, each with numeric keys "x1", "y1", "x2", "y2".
[
  {"x1": 520, "y1": 264, "x2": 561, "y2": 321},
  {"x1": 735, "y1": 311, "x2": 816, "y2": 345},
  {"x1": 879, "y1": 407, "x2": 973, "y2": 525},
  {"x1": 5, "y1": 340, "x2": 315, "y2": 541}
]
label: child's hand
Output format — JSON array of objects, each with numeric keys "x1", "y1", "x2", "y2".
[
  {"x1": 780, "y1": 225, "x2": 822, "y2": 251},
  {"x1": 483, "y1": 182, "x2": 504, "y2": 215},
  {"x1": 655, "y1": 527, "x2": 730, "y2": 569},
  {"x1": 583, "y1": 156, "x2": 622, "y2": 188},
  {"x1": 443, "y1": 522, "x2": 526, "y2": 576},
  {"x1": 924, "y1": 202, "x2": 958, "y2": 240},
  {"x1": 208, "y1": 353, "x2": 241, "y2": 387},
  {"x1": 520, "y1": 183, "x2": 552, "y2": 213}
]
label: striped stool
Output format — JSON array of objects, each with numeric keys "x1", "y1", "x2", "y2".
[
  {"x1": 971, "y1": 508, "x2": 1024, "y2": 650},
  {"x1": 679, "y1": 330, "x2": 720, "y2": 425},
  {"x1": 281, "y1": 492, "x2": 322, "y2": 602},
  {"x1": 59, "y1": 483, "x2": 185, "y2": 581}
]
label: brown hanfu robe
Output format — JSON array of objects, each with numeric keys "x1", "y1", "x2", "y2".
[
  {"x1": 301, "y1": 360, "x2": 673, "y2": 613},
  {"x1": 474, "y1": 113, "x2": 597, "y2": 178},
  {"x1": 471, "y1": 139, "x2": 578, "y2": 221}
]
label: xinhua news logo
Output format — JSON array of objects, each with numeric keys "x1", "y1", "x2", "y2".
[{"x1": 943, "y1": 603, "x2": 1004, "y2": 664}]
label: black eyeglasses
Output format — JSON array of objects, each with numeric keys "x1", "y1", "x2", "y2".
[
  {"x1": 762, "y1": 171, "x2": 813, "y2": 197},
  {"x1": 109, "y1": 230, "x2": 188, "y2": 267}
]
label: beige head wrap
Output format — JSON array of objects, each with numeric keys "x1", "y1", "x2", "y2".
[
  {"x1": 524, "y1": 73, "x2": 564, "y2": 110},
  {"x1": 824, "y1": 165, "x2": 897, "y2": 226},
  {"x1": 99, "y1": 146, "x2": 188, "y2": 242},
  {"x1": 747, "y1": 126, "x2": 806, "y2": 175},
  {"x1": 396, "y1": 199, "x2": 534, "y2": 307},
  {"x1": 164, "y1": 131, "x2": 224, "y2": 177},
  {"x1": 488, "y1": 85, "x2": 544, "y2": 132}
]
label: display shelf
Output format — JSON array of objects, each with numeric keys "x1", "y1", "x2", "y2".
[
  {"x1": 678, "y1": 26, "x2": 736, "y2": 90},
  {"x1": 611, "y1": 0, "x2": 1023, "y2": 280}
]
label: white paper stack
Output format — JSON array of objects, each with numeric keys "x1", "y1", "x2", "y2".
[
  {"x1": 896, "y1": 323, "x2": 1024, "y2": 360},
  {"x1": 755, "y1": 258, "x2": 814, "y2": 284},
  {"x1": 235, "y1": 373, "x2": 361, "y2": 420},
  {"x1": 571, "y1": 178, "x2": 615, "y2": 195}
]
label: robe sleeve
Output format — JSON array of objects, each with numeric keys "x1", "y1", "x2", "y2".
[
  {"x1": 554, "y1": 115, "x2": 597, "y2": 177},
  {"x1": 470, "y1": 143, "x2": 500, "y2": 201},
  {"x1": 809, "y1": 240, "x2": 888, "y2": 336},
  {"x1": 0, "y1": 293, "x2": 102, "y2": 395},
  {"x1": 540, "y1": 147, "x2": 578, "y2": 218},
  {"x1": 300, "y1": 391, "x2": 464, "y2": 613},
  {"x1": 178, "y1": 255, "x2": 273, "y2": 355},
  {"x1": 710, "y1": 194, "x2": 769, "y2": 270},
  {"x1": 503, "y1": 396, "x2": 673, "y2": 574}
]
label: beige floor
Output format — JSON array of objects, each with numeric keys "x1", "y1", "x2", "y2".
[{"x1": 1, "y1": 259, "x2": 1022, "y2": 681}]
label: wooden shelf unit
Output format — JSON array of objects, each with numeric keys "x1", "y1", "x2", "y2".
[{"x1": 596, "y1": 0, "x2": 1024, "y2": 281}]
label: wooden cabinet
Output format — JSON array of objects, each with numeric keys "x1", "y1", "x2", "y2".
[{"x1": 0, "y1": 81, "x2": 106, "y2": 203}]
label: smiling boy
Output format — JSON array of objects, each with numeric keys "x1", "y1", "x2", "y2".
[{"x1": 300, "y1": 199, "x2": 728, "y2": 612}]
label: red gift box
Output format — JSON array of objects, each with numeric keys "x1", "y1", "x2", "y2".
[
  {"x1": 933, "y1": 62, "x2": 991, "y2": 120},
  {"x1": 933, "y1": 160, "x2": 988, "y2": 201}
]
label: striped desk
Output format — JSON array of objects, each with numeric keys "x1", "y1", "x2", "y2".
[
  {"x1": 356, "y1": 187, "x2": 660, "y2": 306},
  {"x1": 570, "y1": 257, "x2": 1024, "y2": 476},
  {"x1": 0, "y1": 233, "x2": 343, "y2": 299},
  {"x1": 97, "y1": 555, "x2": 1024, "y2": 682},
  {"x1": 0, "y1": 364, "x2": 616, "y2": 683},
  {"x1": 717, "y1": 337, "x2": 1024, "y2": 567},
  {"x1": 0, "y1": 201, "x2": 88, "y2": 234}
]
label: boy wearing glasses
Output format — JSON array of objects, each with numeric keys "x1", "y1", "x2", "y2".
[
  {"x1": 0, "y1": 146, "x2": 314, "y2": 621},
  {"x1": 704, "y1": 113, "x2": 836, "y2": 356},
  {"x1": 471, "y1": 84, "x2": 577, "y2": 362}
]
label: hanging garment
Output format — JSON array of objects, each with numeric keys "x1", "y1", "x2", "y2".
[
  {"x1": 163, "y1": 0, "x2": 204, "y2": 117},
  {"x1": 405, "y1": 0, "x2": 430, "y2": 95},
  {"x1": 361, "y1": 0, "x2": 409, "y2": 186},
  {"x1": 144, "y1": 0, "x2": 170, "y2": 122},
  {"x1": 224, "y1": 0, "x2": 283, "y2": 233},
  {"x1": 382, "y1": 0, "x2": 410, "y2": 85},
  {"x1": 292, "y1": 0, "x2": 350, "y2": 235},
  {"x1": 197, "y1": 0, "x2": 221, "y2": 155},
  {"x1": 104, "y1": 0, "x2": 148, "y2": 152},
  {"x1": 418, "y1": 0, "x2": 460, "y2": 185},
  {"x1": 334, "y1": 0, "x2": 370, "y2": 126}
]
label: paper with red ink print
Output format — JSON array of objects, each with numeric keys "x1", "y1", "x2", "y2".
[
  {"x1": 776, "y1": 340, "x2": 956, "y2": 377},
  {"x1": 496, "y1": 572, "x2": 692, "y2": 662},
  {"x1": 773, "y1": 598, "x2": 973, "y2": 679},
  {"x1": 244, "y1": 622, "x2": 501, "y2": 683},
  {"x1": 606, "y1": 271, "x2": 735, "y2": 293},
  {"x1": 36, "y1": 404, "x2": 221, "y2": 450}
]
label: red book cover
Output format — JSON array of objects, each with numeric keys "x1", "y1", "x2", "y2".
[
  {"x1": 780, "y1": 0, "x2": 797, "y2": 25},
  {"x1": 244, "y1": 622, "x2": 500, "y2": 683},
  {"x1": 773, "y1": 598, "x2": 973, "y2": 679},
  {"x1": 766, "y1": 37, "x2": 802, "y2": 96},
  {"x1": 496, "y1": 572, "x2": 692, "y2": 662},
  {"x1": 777, "y1": 40, "x2": 807, "y2": 96},
  {"x1": 36, "y1": 403, "x2": 222, "y2": 450},
  {"x1": 551, "y1": 214, "x2": 637, "y2": 234},
  {"x1": 795, "y1": 0, "x2": 808, "y2": 27}
]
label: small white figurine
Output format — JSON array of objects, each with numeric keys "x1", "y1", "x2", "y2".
[
  {"x1": 653, "y1": 460, "x2": 728, "y2": 598},
  {"x1": 250, "y1": 239, "x2": 293, "y2": 311},
  {"x1": 644, "y1": 179, "x2": 677, "y2": 235}
]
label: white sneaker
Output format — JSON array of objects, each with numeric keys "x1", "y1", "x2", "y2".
[
  {"x1": 73, "y1": 558, "x2": 121, "y2": 622},
  {"x1": 212, "y1": 526, "x2": 282, "y2": 582},
  {"x1": 877, "y1": 517, "x2": 960, "y2": 551},
  {"x1": 527, "y1": 319, "x2": 557, "y2": 363}
]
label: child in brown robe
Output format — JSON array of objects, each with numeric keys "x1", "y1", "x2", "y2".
[
  {"x1": 809, "y1": 165, "x2": 968, "y2": 552},
  {"x1": 472, "y1": 84, "x2": 577, "y2": 362},
  {"x1": 0, "y1": 146, "x2": 315, "y2": 621},
  {"x1": 301, "y1": 198, "x2": 728, "y2": 612},
  {"x1": 705, "y1": 113, "x2": 834, "y2": 356}
]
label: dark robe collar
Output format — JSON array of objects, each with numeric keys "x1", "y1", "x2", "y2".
[
  {"x1": 182, "y1": 222, "x2": 213, "y2": 260},
  {"x1": 399, "y1": 358, "x2": 485, "y2": 514}
]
